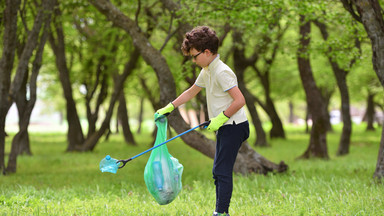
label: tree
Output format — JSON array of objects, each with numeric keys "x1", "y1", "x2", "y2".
[
  {"x1": 7, "y1": 0, "x2": 56, "y2": 173},
  {"x1": 297, "y1": 15, "x2": 329, "y2": 159},
  {"x1": 0, "y1": 0, "x2": 56, "y2": 174},
  {"x1": 313, "y1": 17, "x2": 361, "y2": 155},
  {"x1": 49, "y1": 2, "x2": 85, "y2": 151},
  {"x1": 117, "y1": 89, "x2": 136, "y2": 145},
  {"x1": 232, "y1": 30, "x2": 268, "y2": 146},
  {"x1": 340, "y1": 0, "x2": 384, "y2": 180},
  {"x1": 81, "y1": 47, "x2": 140, "y2": 151},
  {"x1": 364, "y1": 92, "x2": 377, "y2": 131},
  {"x1": 0, "y1": 0, "x2": 21, "y2": 174}
]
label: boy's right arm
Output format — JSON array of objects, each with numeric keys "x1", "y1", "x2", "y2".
[
  {"x1": 156, "y1": 84, "x2": 202, "y2": 116},
  {"x1": 172, "y1": 84, "x2": 202, "y2": 108}
]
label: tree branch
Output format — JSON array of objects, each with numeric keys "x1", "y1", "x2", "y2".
[
  {"x1": 340, "y1": 0, "x2": 362, "y2": 22},
  {"x1": 160, "y1": 13, "x2": 177, "y2": 52}
]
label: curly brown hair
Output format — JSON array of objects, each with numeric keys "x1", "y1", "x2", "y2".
[{"x1": 181, "y1": 26, "x2": 219, "y2": 56}]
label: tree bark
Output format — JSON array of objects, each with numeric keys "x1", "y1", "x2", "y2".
[
  {"x1": 13, "y1": 66, "x2": 31, "y2": 156},
  {"x1": 374, "y1": 125, "x2": 384, "y2": 181},
  {"x1": 85, "y1": 69, "x2": 108, "y2": 139},
  {"x1": 251, "y1": 37, "x2": 286, "y2": 139},
  {"x1": 0, "y1": 0, "x2": 21, "y2": 175},
  {"x1": 265, "y1": 96, "x2": 286, "y2": 138},
  {"x1": 246, "y1": 16, "x2": 288, "y2": 140},
  {"x1": 314, "y1": 20, "x2": 355, "y2": 155},
  {"x1": 345, "y1": 0, "x2": 384, "y2": 86},
  {"x1": 320, "y1": 88, "x2": 334, "y2": 132},
  {"x1": 49, "y1": 3, "x2": 84, "y2": 151},
  {"x1": 90, "y1": 0, "x2": 288, "y2": 174},
  {"x1": 288, "y1": 101, "x2": 296, "y2": 124},
  {"x1": 305, "y1": 103, "x2": 310, "y2": 134},
  {"x1": 297, "y1": 15, "x2": 329, "y2": 159},
  {"x1": 136, "y1": 97, "x2": 144, "y2": 134},
  {"x1": 118, "y1": 89, "x2": 136, "y2": 145},
  {"x1": 6, "y1": 0, "x2": 56, "y2": 173},
  {"x1": 242, "y1": 88, "x2": 268, "y2": 147},
  {"x1": 365, "y1": 93, "x2": 376, "y2": 131},
  {"x1": 340, "y1": 0, "x2": 384, "y2": 180},
  {"x1": 81, "y1": 48, "x2": 140, "y2": 151},
  {"x1": 336, "y1": 76, "x2": 352, "y2": 155},
  {"x1": 232, "y1": 31, "x2": 268, "y2": 147}
]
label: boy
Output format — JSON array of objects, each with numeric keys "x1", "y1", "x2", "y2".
[{"x1": 156, "y1": 26, "x2": 249, "y2": 216}]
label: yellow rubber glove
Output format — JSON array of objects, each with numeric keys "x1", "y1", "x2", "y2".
[
  {"x1": 155, "y1": 103, "x2": 175, "y2": 120},
  {"x1": 206, "y1": 112, "x2": 229, "y2": 131}
]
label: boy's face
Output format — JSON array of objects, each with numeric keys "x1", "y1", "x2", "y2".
[{"x1": 190, "y1": 48, "x2": 211, "y2": 68}]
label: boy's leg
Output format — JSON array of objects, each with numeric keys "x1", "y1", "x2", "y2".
[{"x1": 212, "y1": 121, "x2": 249, "y2": 214}]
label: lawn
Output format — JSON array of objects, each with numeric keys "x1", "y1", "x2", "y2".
[{"x1": 1, "y1": 124, "x2": 384, "y2": 215}]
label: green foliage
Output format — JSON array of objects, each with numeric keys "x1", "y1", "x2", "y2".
[
  {"x1": 27, "y1": 0, "x2": 381, "y2": 125},
  {"x1": 1, "y1": 125, "x2": 384, "y2": 215}
]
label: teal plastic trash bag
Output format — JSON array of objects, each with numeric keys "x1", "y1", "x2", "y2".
[
  {"x1": 99, "y1": 155, "x2": 120, "y2": 174},
  {"x1": 144, "y1": 114, "x2": 184, "y2": 205}
]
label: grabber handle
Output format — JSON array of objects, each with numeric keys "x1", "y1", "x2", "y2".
[
  {"x1": 200, "y1": 121, "x2": 210, "y2": 129},
  {"x1": 117, "y1": 158, "x2": 132, "y2": 169}
]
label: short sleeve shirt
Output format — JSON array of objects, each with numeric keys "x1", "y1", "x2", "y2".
[{"x1": 195, "y1": 55, "x2": 247, "y2": 125}]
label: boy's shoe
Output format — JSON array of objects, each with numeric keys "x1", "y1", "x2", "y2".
[{"x1": 212, "y1": 212, "x2": 230, "y2": 216}]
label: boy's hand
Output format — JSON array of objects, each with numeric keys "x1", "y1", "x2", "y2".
[
  {"x1": 156, "y1": 103, "x2": 175, "y2": 117},
  {"x1": 206, "y1": 112, "x2": 229, "y2": 131}
]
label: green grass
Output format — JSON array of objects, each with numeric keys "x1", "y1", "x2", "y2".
[{"x1": 1, "y1": 124, "x2": 384, "y2": 215}]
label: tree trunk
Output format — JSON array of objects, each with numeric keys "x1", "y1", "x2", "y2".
[
  {"x1": 13, "y1": 69, "x2": 32, "y2": 156},
  {"x1": 251, "y1": 46, "x2": 286, "y2": 139},
  {"x1": 297, "y1": 15, "x2": 329, "y2": 159},
  {"x1": 343, "y1": 0, "x2": 384, "y2": 86},
  {"x1": 340, "y1": 0, "x2": 384, "y2": 181},
  {"x1": 90, "y1": 0, "x2": 288, "y2": 174},
  {"x1": 2, "y1": 0, "x2": 55, "y2": 173},
  {"x1": 118, "y1": 90, "x2": 136, "y2": 145},
  {"x1": 305, "y1": 103, "x2": 310, "y2": 134},
  {"x1": 320, "y1": 88, "x2": 334, "y2": 132},
  {"x1": 136, "y1": 97, "x2": 144, "y2": 134},
  {"x1": 85, "y1": 71, "x2": 108, "y2": 139},
  {"x1": 49, "y1": 4, "x2": 84, "y2": 151},
  {"x1": 0, "y1": 0, "x2": 21, "y2": 175},
  {"x1": 313, "y1": 20, "x2": 356, "y2": 155},
  {"x1": 81, "y1": 48, "x2": 140, "y2": 151},
  {"x1": 245, "y1": 17, "x2": 288, "y2": 140},
  {"x1": 265, "y1": 97, "x2": 286, "y2": 138},
  {"x1": 288, "y1": 101, "x2": 296, "y2": 124},
  {"x1": 374, "y1": 126, "x2": 384, "y2": 181},
  {"x1": 7, "y1": 0, "x2": 55, "y2": 173},
  {"x1": 74, "y1": 18, "x2": 115, "y2": 141},
  {"x1": 237, "y1": 69, "x2": 268, "y2": 147},
  {"x1": 365, "y1": 93, "x2": 376, "y2": 131},
  {"x1": 243, "y1": 91, "x2": 268, "y2": 147},
  {"x1": 232, "y1": 31, "x2": 268, "y2": 147},
  {"x1": 336, "y1": 78, "x2": 352, "y2": 155}
]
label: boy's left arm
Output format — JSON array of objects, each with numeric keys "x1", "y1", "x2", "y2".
[
  {"x1": 223, "y1": 86, "x2": 246, "y2": 117},
  {"x1": 206, "y1": 86, "x2": 245, "y2": 131}
]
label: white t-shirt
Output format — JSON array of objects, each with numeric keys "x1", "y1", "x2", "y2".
[{"x1": 194, "y1": 55, "x2": 247, "y2": 125}]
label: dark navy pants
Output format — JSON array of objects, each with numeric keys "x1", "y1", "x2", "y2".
[{"x1": 212, "y1": 121, "x2": 249, "y2": 214}]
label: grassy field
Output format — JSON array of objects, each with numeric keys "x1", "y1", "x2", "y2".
[{"x1": 1, "y1": 124, "x2": 384, "y2": 215}]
